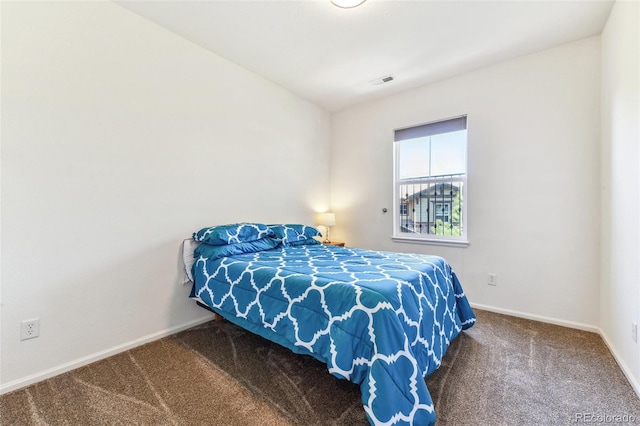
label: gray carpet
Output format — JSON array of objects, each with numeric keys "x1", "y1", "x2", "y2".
[{"x1": 1, "y1": 309, "x2": 639, "y2": 425}]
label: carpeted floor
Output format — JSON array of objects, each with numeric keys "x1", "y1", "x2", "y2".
[{"x1": 1, "y1": 309, "x2": 639, "y2": 425}]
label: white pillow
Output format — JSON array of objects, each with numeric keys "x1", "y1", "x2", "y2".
[{"x1": 180, "y1": 238, "x2": 201, "y2": 284}]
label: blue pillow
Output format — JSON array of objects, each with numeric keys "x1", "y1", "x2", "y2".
[
  {"x1": 288, "y1": 238, "x2": 321, "y2": 247},
  {"x1": 193, "y1": 223, "x2": 273, "y2": 246},
  {"x1": 268, "y1": 224, "x2": 321, "y2": 246},
  {"x1": 194, "y1": 237, "x2": 280, "y2": 260}
]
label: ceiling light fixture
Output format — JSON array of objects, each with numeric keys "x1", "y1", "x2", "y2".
[{"x1": 331, "y1": 0, "x2": 367, "y2": 9}]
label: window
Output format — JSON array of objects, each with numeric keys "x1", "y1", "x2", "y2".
[
  {"x1": 393, "y1": 115, "x2": 467, "y2": 245},
  {"x1": 434, "y1": 203, "x2": 450, "y2": 222}
]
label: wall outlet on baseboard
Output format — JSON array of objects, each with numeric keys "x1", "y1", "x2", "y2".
[
  {"x1": 487, "y1": 274, "x2": 497, "y2": 286},
  {"x1": 21, "y1": 318, "x2": 40, "y2": 341},
  {"x1": 632, "y1": 322, "x2": 638, "y2": 343}
]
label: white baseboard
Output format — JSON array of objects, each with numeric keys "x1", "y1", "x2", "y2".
[
  {"x1": 0, "y1": 315, "x2": 213, "y2": 396},
  {"x1": 470, "y1": 302, "x2": 600, "y2": 333},
  {"x1": 471, "y1": 302, "x2": 640, "y2": 399},
  {"x1": 598, "y1": 328, "x2": 640, "y2": 400}
]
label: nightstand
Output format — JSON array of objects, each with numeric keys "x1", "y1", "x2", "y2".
[{"x1": 323, "y1": 241, "x2": 345, "y2": 247}]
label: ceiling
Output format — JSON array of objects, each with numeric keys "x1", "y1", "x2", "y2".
[{"x1": 116, "y1": 0, "x2": 614, "y2": 112}]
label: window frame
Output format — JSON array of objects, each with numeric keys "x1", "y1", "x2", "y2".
[{"x1": 392, "y1": 115, "x2": 469, "y2": 247}]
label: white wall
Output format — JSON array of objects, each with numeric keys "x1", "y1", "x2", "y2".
[
  {"x1": 600, "y1": 0, "x2": 640, "y2": 395},
  {"x1": 0, "y1": 2, "x2": 331, "y2": 391},
  {"x1": 331, "y1": 37, "x2": 601, "y2": 328}
]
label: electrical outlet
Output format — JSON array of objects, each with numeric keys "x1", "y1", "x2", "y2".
[
  {"x1": 632, "y1": 322, "x2": 638, "y2": 343},
  {"x1": 20, "y1": 318, "x2": 40, "y2": 341},
  {"x1": 488, "y1": 274, "x2": 497, "y2": 286}
]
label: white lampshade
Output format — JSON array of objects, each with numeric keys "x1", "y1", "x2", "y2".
[{"x1": 316, "y1": 212, "x2": 336, "y2": 227}]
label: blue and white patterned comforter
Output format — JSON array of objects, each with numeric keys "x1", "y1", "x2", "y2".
[{"x1": 191, "y1": 244, "x2": 475, "y2": 425}]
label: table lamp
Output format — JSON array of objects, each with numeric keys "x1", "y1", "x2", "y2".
[{"x1": 316, "y1": 212, "x2": 336, "y2": 243}]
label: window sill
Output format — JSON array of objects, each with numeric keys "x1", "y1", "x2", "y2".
[{"x1": 391, "y1": 236, "x2": 469, "y2": 248}]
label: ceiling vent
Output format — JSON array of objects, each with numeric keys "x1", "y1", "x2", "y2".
[{"x1": 370, "y1": 75, "x2": 394, "y2": 86}]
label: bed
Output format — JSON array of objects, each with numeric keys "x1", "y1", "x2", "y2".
[{"x1": 186, "y1": 223, "x2": 475, "y2": 426}]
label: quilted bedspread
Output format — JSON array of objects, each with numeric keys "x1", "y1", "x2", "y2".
[{"x1": 191, "y1": 244, "x2": 475, "y2": 425}]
